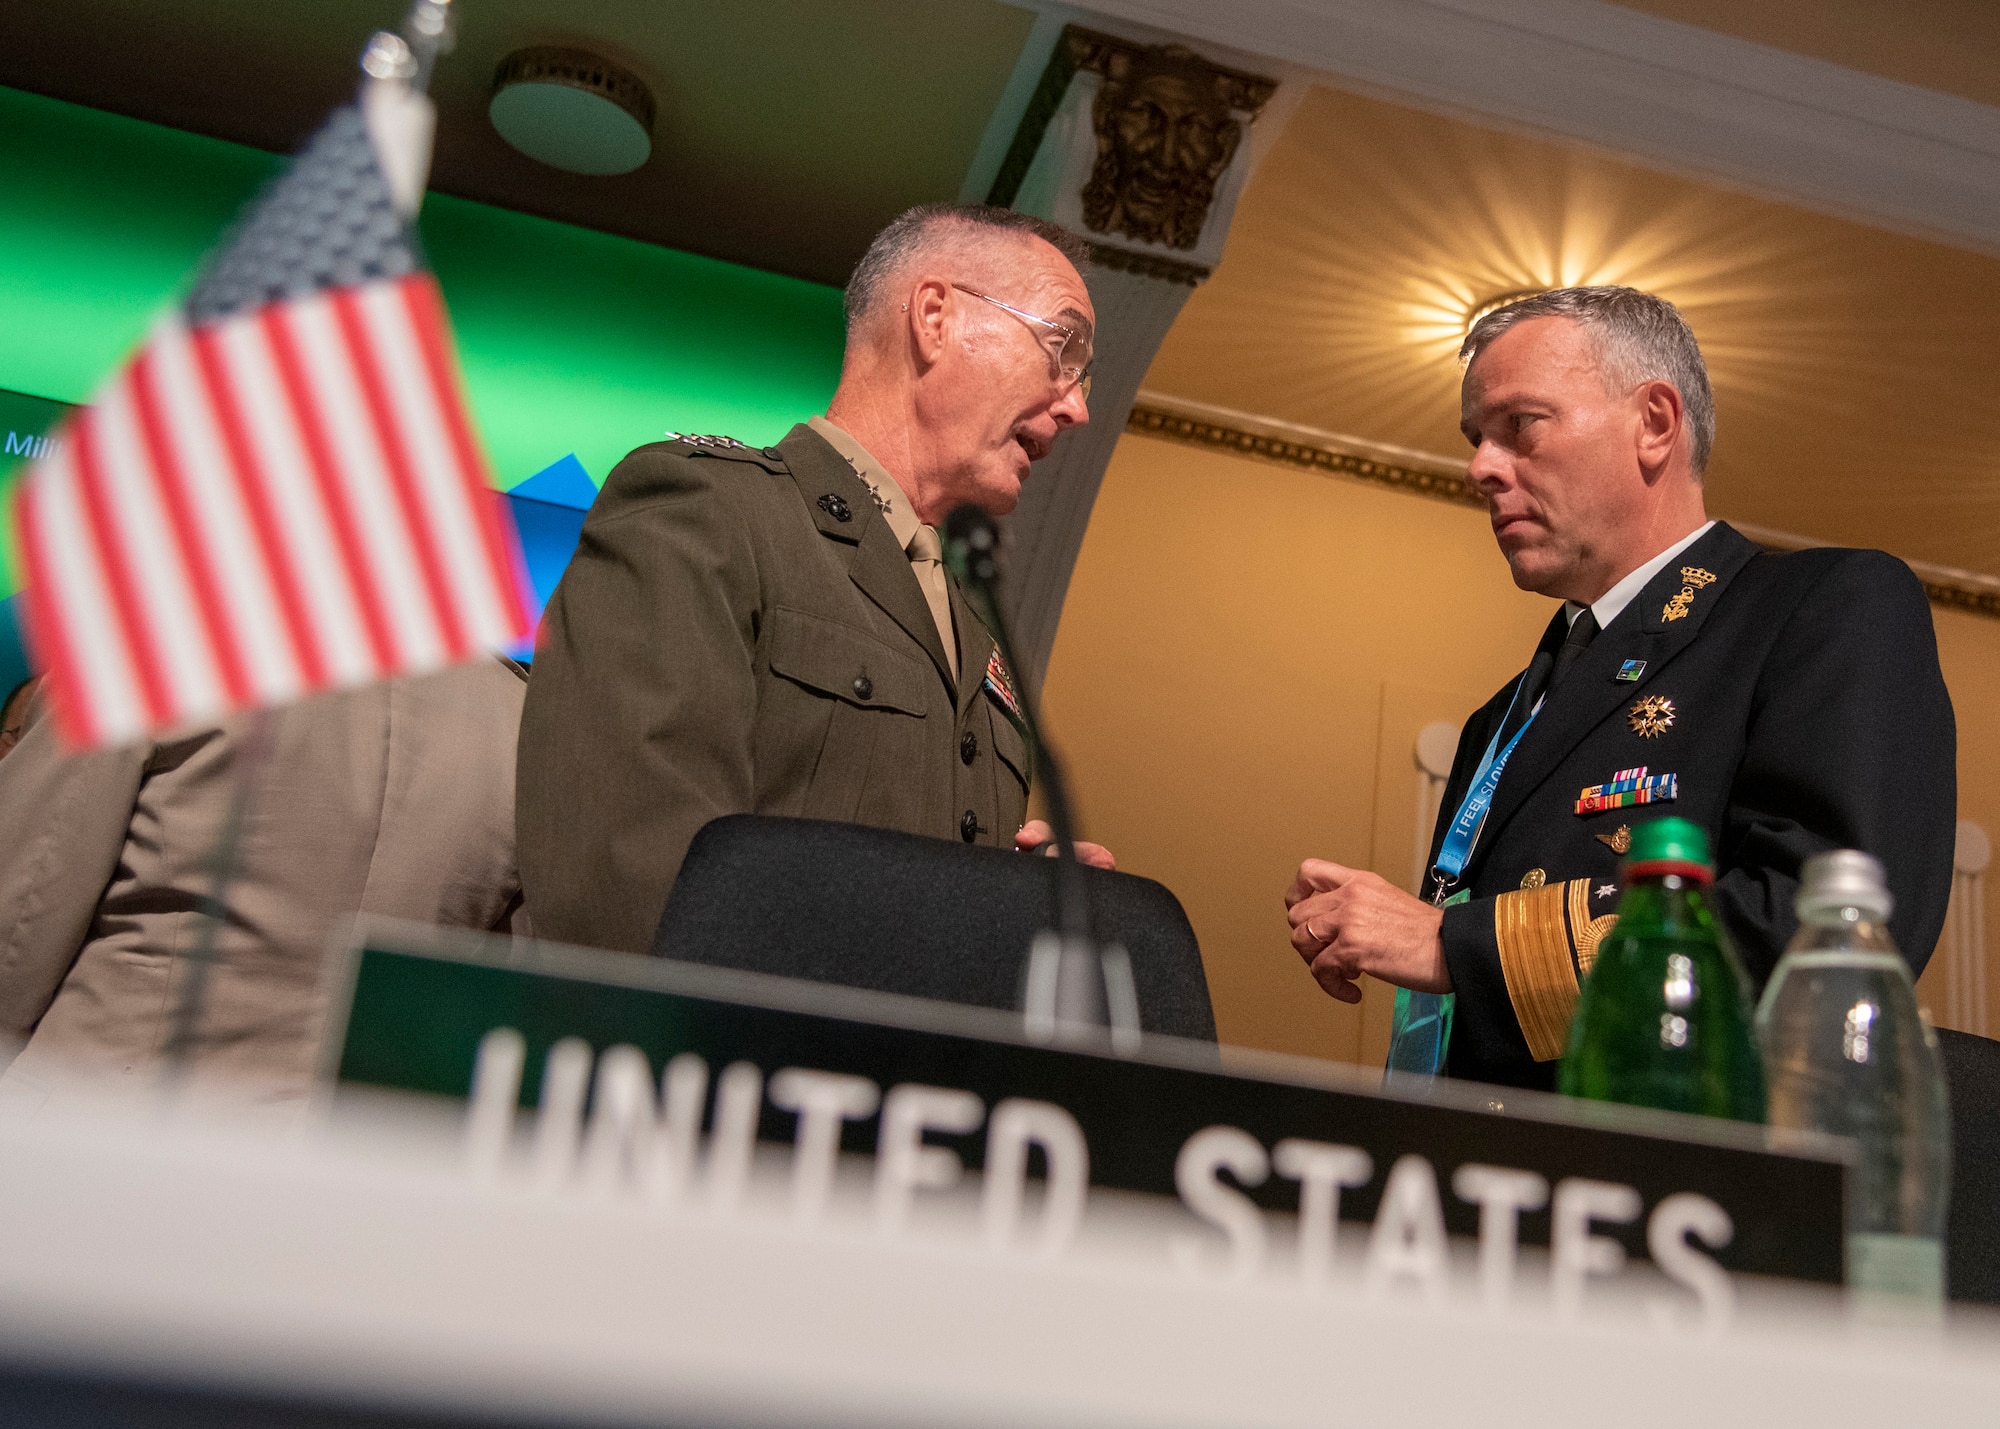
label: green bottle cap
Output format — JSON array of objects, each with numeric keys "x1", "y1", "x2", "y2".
[{"x1": 1623, "y1": 816, "x2": 1714, "y2": 884}]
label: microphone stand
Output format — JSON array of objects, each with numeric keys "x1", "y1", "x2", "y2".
[{"x1": 944, "y1": 505, "x2": 1140, "y2": 1052}]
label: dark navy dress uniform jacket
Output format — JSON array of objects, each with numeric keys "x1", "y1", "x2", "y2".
[{"x1": 1427, "y1": 521, "x2": 1956, "y2": 1091}]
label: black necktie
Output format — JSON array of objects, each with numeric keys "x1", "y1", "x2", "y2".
[
  {"x1": 1549, "y1": 608, "x2": 1600, "y2": 694},
  {"x1": 1495, "y1": 608, "x2": 1598, "y2": 751}
]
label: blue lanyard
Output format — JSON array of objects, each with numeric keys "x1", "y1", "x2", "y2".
[{"x1": 1429, "y1": 678, "x2": 1534, "y2": 904}]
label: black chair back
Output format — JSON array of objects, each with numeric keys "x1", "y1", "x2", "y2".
[
  {"x1": 653, "y1": 814, "x2": 1216, "y2": 1042},
  {"x1": 1937, "y1": 1026, "x2": 2000, "y2": 1304}
]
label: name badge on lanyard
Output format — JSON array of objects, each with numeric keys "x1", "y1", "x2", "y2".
[
  {"x1": 1429, "y1": 680, "x2": 1536, "y2": 905},
  {"x1": 1387, "y1": 678, "x2": 1536, "y2": 1080}
]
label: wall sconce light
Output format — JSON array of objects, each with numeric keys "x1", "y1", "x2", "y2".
[{"x1": 1462, "y1": 289, "x2": 1543, "y2": 341}]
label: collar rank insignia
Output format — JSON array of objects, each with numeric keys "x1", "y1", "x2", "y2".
[
  {"x1": 1576, "y1": 767, "x2": 1676, "y2": 816},
  {"x1": 1616, "y1": 659, "x2": 1646, "y2": 682},
  {"x1": 1628, "y1": 694, "x2": 1675, "y2": 738},
  {"x1": 984, "y1": 648, "x2": 1027, "y2": 736},
  {"x1": 1595, "y1": 823, "x2": 1633, "y2": 854},
  {"x1": 1661, "y1": 566, "x2": 1717, "y2": 623}
]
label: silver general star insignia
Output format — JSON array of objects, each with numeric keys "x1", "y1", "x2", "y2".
[{"x1": 1628, "y1": 695, "x2": 1675, "y2": 738}]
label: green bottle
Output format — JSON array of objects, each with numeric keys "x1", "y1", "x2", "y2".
[{"x1": 1558, "y1": 817, "x2": 1766, "y2": 1122}]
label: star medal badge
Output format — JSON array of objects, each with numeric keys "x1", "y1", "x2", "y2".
[{"x1": 1628, "y1": 695, "x2": 1675, "y2": 738}]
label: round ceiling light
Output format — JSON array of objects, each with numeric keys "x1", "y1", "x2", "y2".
[
  {"x1": 1463, "y1": 289, "x2": 1544, "y2": 340},
  {"x1": 490, "y1": 47, "x2": 655, "y2": 176}
]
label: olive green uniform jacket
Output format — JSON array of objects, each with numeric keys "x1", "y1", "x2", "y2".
[{"x1": 516, "y1": 423, "x2": 1032, "y2": 955}]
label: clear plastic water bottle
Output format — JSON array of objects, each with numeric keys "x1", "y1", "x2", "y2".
[{"x1": 1755, "y1": 850, "x2": 1952, "y2": 1312}]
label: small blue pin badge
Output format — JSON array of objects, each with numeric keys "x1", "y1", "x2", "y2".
[{"x1": 1616, "y1": 659, "x2": 1647, "y2": 682}]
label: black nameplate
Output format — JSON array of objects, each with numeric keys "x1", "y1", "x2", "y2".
[{"x1": 328, "y1": 924, "x2": 1847, "y2": 1283}]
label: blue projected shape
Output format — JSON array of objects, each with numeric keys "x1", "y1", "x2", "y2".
[
  {"x1": 508, "y1": 451, "x2": 597, "y2": 510},
  {"x1": 503, "y1": 454, "x2": 597, "y2": 661}
]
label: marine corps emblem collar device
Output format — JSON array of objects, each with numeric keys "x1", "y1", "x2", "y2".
[
  {"x1": 817, "y1": 493, "x2": 853, "y2": 522},
  {"x1": 1629, "y1": 694, "x2": 1675, "y2": 738}
]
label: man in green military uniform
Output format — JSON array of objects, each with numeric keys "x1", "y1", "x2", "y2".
[{"x1": 517, "y1": 204, "x2": 1111, "y2": 955}]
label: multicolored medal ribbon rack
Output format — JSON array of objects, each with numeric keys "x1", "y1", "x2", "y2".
[{"x1": 1576, "y1": 766, "x2": 1678, "y2": 816}]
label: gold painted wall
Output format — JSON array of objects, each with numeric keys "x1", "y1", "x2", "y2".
[{"x1": 1042, "y1": 431, "x2": 2000, "y2": 1063}]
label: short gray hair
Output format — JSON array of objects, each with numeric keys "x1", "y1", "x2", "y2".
[
  {"x1": 843, "y1": 204, "x2": 1091, "y2": 331},
  {"x1": 1460, "y1": 286, "x2": 1716, "y2": 474}
]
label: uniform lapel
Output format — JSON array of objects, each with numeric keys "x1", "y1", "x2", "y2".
[
  {"x1": 778, "y1": 424, "x2": 956, "y2": 695},
  {"x1": 1468, "y1": 522, "x2": 1758, "y2": 876},
  {"x1": 950, "y1": 578, "x2": 992, "y2": 713}
]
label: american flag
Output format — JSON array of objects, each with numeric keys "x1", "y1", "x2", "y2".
[{"x1": 11, "y1": 104, "x2": 529, "y2": 748}]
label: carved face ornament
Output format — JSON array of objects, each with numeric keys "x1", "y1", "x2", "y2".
[{"x1": 1082, "y1": 46, "x2": 1243, "y2": 252}]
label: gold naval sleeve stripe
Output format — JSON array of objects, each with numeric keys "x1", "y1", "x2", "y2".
[
  {"x1": 1494, "y1": 880, "x2": 1582, "y2": 1062},
  {"x1": 1567, "y1": 877, "x2": 1619, "y2": 977}
]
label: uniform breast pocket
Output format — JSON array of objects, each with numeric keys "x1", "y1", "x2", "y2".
[
  {"x1": 987, "y1": 701, "x2": 1031, "y2": 796},
  {"x1": 765, "y1": 605, "x2": 930, "y2": 822}
]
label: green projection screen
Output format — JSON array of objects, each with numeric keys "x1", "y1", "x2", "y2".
[{"x1": 0, "y1": 83, "x2": 848, "y2": 607}]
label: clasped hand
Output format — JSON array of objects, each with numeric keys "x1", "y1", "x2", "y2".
[
  {"x1": 1284, "y1": 860, "x2": 1451, "y2": 1004},
  {"x1": 1016, "y1": 819, "x2": 1116, "y2": 869}
]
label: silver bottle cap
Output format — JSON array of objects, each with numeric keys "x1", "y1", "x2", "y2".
[{"x1": 1796, "y1": 849, "x2": 1894, "y2": 922}]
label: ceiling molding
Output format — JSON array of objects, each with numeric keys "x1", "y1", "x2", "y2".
[
  {"x1": 1127, "y1": 394, "x2": 1482, "y2": 509},
  {"x1": 1128, "y1": 392, "x2": 2000, "y2": 620},
  {"x1": 1730, "y1": 522, "x2": 2000, "y2": 623},
  {"x1": 1067, "y1": 0, "x2": 2000, "y2": 256},
  {"x1": 1087, "y1": 243, "x2": 1209, "y2": 286}
]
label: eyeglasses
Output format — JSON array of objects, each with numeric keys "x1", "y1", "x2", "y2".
[{"x1": 951, "y1": 283, "x2": 1093, "y2": 403}]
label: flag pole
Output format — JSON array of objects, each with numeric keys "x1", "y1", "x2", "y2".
[
  {"x1": 160, "y1": 2, "x2": 453, "y2": 1089},
  {"x1": 159, "y1": 708, "x2": 277, "y2": 1082}
]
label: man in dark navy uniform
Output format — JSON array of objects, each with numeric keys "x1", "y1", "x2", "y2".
[{"x1": 1285, "y1": 287, "x2": 1956, "y2": 1091}]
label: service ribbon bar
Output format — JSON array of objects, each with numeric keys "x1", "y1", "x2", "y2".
[{"x1": 1575, "y1": 766, "x2": 1678, "y2": 816}]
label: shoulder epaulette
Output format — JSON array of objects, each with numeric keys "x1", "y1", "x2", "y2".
[{"x1": 662, "y1": 431, "x2": 789, "y2": 472}]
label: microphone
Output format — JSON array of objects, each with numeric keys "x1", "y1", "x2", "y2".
[{"x1": 943, "y1": 504, "x2": 1139, "y2": 1051}]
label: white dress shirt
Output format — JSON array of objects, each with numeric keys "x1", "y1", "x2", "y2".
[
  {"x1": 1565, "y1": 520, "x2": 1716, "y2": 631},
  {"x1": 1528, "y1": 520, "x2": 1716, "y2": 716}
]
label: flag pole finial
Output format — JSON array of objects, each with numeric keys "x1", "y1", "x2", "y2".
[
  {"x1": 358, "y1": 2, "x2": 452, "y2": 217},
  {"x1": 361, "y1": 0, "x2": 455, "y2": 95}
]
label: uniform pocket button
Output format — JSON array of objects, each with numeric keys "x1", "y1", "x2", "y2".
[
  {"x1": 960, "y1": 731, "x2": 978, "y2": 765},
  {"x1": 852, "y1": 675, "x2": 873, "y2": 700},
  {"x1": 960, "y1": 810, "x2": 979, "y2": 842}
]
